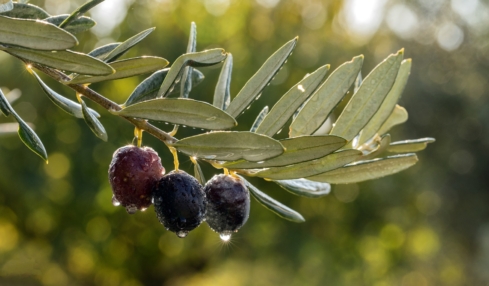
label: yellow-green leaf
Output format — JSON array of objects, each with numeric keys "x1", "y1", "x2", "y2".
[
  {"x1": 387, "y1": 138, "x2": 435, "y2": 153},
  {"x1": 274, "y1": 179, "x2": 331, "y2": 198},
  {"x1": 377, "y1": 104, "x2": 408, "y2": 135}
]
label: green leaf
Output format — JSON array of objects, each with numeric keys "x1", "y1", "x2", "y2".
[
  {"x1": 113, "y1": 98, "x2": 236, "y2": 130},
  {"x1": 357, "y1": 59, "x2": 412, "y2": 146},
  {"x1": 331, "y1": 50, "x2": 404, "y2": 141},
  {"x1": 180, "y1": 22, "x2": 197, "y2": 98},
  {"x1": 377, "y1": 104, "x2": 408, "y2": 135},
  {"x1": 225, "y1": 38, "x2": 297, "y2": 118},
  {"x1": 0, "y1": 1, "x2": 13, "y2": 13},
  {"x1": 157, "y1": 49, "x2": 227, "y2": 98},
  {"x1": 387, "y1": 138, "x2": 435, "y2": 153},
  {"x1": 221, "y1": 135, "x2": 346, "y2": 169},
  {"x1": 44, "y1": 15, "x2": 95, "y2": 34},
  {"x1": 250, "y1": 106, "x2": 268, "y2": 132},
  {"x1": 354, "y1": 71, "x2": 362, "y2": 93},
  {"x1": 30, "y1": 69, "x2": 100, "y2": 118},
  {"x1": 362, "y1": 134, "x2": 391, "y2": 161},
  {"x1": 256, "y1": 64, "x2": 330, "y2": 137},
  {"x1": 239, "y1": 175, "x2": 305, "y2": 222},
  {"x1": 253, "y1": 149, "x2": 362, "y2": 180},
  {"x1": 68, "y1": 57, "x2": 169, "y2": 84},
  {"x1": 213, "y1": 53, "x2": 233, "y2": 110},
  {"x1": 3, "y1": 47, "x2": 114, "y2": 75},
  {"x1": 15, "y1": 112, "x2": 48, "y2": 162},
  {"x1": 307, "y1": 153, "x2": 418, "y2": 184},
  {"x1": 0, "y1": 87, "x2": 11, "y2": 116},
  {"x1": 59, "y1": 0, "x2": 104, "y2": 28},
  {"x1": 0, "y1": 3, "x2": 49, "y2": 19},
  {"x1": 123, "y1": 68, "x2": 204, "y2": 106},
  {"x1": 274, "y1": 179, "x2": 331, "y2": 198},
  {"x1": 172, "y1": 131, "x2": 284, "y2": 161},
  {"x1": 80, "y1": 98, "x2": 107, "y2": 141},
  {"x1": 0, "y1": 15, "x2": 77, "y2": 50},
  {"x1": 88, "y1": 42, "x2": 120, "y2": 59},
  {"x1": 289, "y1": 55, "x2": 364, "y2": 137},
  {"x1": 102, "y1": 27, "x2": 155, "y2": 62},
  {"x1": 192, "y1": 159, "x2": 206, "y2": 185}
]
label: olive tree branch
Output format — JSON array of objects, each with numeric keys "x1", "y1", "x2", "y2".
[{"x1": 31, "y1": 63, "x2": 178, "y2": 144}]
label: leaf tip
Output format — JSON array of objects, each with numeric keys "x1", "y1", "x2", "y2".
[{"x1": 397, "y1": 48, "x2": 405, "y2": 55}]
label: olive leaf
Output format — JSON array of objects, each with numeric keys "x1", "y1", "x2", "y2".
[
  {"x1": 180, "y1": 22, "x2": 197, "y2": 98},
  {"x1": 88, "y1": 42, "x2": 121, "y2": 60},
  {"x1": 102, "y1": 27, "x2": 155, "y2": 62},
  {"x1": 221, "y1": 135, "x2": 346, "y2": 169},
  {"x1": 0, "y1": 87, "x2": 11, "y2": 116},
  {"x1": 213, "y1": 53, "x2": 233, "y2": 110},
  {"x1": 113, "y1": 98, "x2": 236, "y2": 130},
  {"x1": 239, "y1": 175, "x2": 305, "y2": 223},
  {"x1": 307, "y1": 153, "x2": 418, "y2": 184},
  {"x1": 30, "y1": 69, "x2": 100, "y2": 118},
  {"x1": 44, "y1": 15, "x2": 95, "y2": 34},
  {"x1": 377, "y1": 104, "x2": 408, "y2": 135},
  {"x1": 0, "y1": 3, "x2": 49, "y2": 19},
  {"x1": 362, "y1": 134, "x2": 391, "y2": 161},
  {"x1": 2, "y1": 47, "x2": 114, "y2": 76},
  {"x1": 0, "y1": 15, "x2": 77, "y2": 50},
  {"x1": 354, "y1": 71, "x2": 362, "y2": 93},
  {"x1": 157, "y1": 49, "x2": 227, "y2": 98},
  {"x1": 387, "y1": 138, "x2": 436, "y2": 153},
  {"x1": 252, "y1": 149, "x2": 361, "y2": 180},
  {"x1": 225, "y1": 37, "x2": 297, "y2": 118},
  {"x1": 255, "y1": 64, "x2": 330, "y2": 137},
  {"x1": 357, "y1": 59, "x2": 411, "y2": 146},
  {"x1": 250, "y1": 106, "x2": 268, "y2": 132},
  {"x1": 80, "y1": 97, "x2": 107, "y2": 141},
  {"x1": 123, "y1": 68, "x2": 204, "y2": 106},
  {"x1": 331, "y1": 50, "x2": 404, "y2": 141},
  {"x1": 59, "y1": 0, "x2": 104, "y2": 28},
  {"x1": 192, "y1": 159, "x2": 206, "y2": 185},
  {"x1": 171, "y1": 131, "x2": 284, "y2": 162},
  {"x1": 274, "y1": 179, "x2": 331, "y2": 198},
  {"x1": 68, "y1": 57, "x2": 169, "y2": 84},
  {"x1": 289, "y1": 55, "x2": 363, "y2": 137},
  {"x1": 0, "y1": 1, "x2": 13, "y2": 13}
]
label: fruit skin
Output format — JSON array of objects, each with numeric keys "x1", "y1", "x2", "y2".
[
  {"x1": 204, "y1": 174, "x2": 250, "y2": 234},
  {"x1": 153, "y1": 170, "x2": 206, "y2": 236},
  {"x1": 108, "y1": 145, "x2": 165, "y2": 214}
]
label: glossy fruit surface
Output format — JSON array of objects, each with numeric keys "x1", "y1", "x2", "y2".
[
  {"x1": 204, "y1": 174, "x2": 250, "y2": 235},
  {"x1": 153, "y1": 170, "x2": 206, "y2": 238},
  {"x1": 108, "y1": 145, "x2": 164, "y2": 214}
]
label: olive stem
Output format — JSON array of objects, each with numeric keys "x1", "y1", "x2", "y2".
[{"x1": 169, "y1": 147, "x2": 179, "y2": 171}]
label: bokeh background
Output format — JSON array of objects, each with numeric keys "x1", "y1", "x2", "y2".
[{"x1": 0, "y1": 0, "x2": 488, "y2": 285}]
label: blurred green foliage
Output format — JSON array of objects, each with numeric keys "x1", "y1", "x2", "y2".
[{"x1": 0, "y1": 0, "x2": 488, "y2": 285}]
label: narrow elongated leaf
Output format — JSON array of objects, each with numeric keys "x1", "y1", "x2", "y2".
[
  {"x1": 226, "y1": 38, "x2": 297, "y2": 117},
  {"x1": 123, "y1": 68, "x2": 204, "y2": 106},
  {"x1": 307, "y1": 153, "x2": 418, "y2": 184},
  {"x1": 240, "y1": 175, "x2": 305, "y2": 222},
  {"x1": 289, "y1": 55, "x2": 364, "y2": 137},
  {"x1": 0, "y1": 15, "x2": 77, "y2": 50},
  {"x1": 387, "y1": 138, "x2": 435, "y2": 153},
  {"x1": 331, "y1": 50, "x2": 404, "y2": 141},
  {"x1": 0, "y1": 3, "x2": 48, "y2": 19},
  {"x1": 192, "y1": 159, "x2": 206, "y2": 185},
  {"x1": 213, "y1": 53, "x2": 233, "y2": 110},
  {"x1": 250, "y1": 106, "x2": 268, "y2": 132},
  {"x1": 172, "y1": 131, "x2": 284, "y2": 161},
  {"x1": 59, "y1": 0, "x2": 104, "y2": 28},
  {"x1": 102, "y1": 27, "x2": 155, "y2": 62},
  {"x1": 114, "y1": 98, "x2": 236, "y2": 130},
  {"x1": 15, "y1": 112, "x2": 47, "y2": 162},
  {"x1": 68, "y1": 57, "x2": 169, "y2": 84},
  {"x1": 253, "y1": 149, "x2": 362, "y2": 180},
  {"x1": 30, "y1": 70, "x2": 100, "y2": 118},
  {"x1": 157, "y1": 49, "x2": 227, "y2": 98},
  {"x1": 80, "y1": 98, "x2": 107, "y2": 141},
  {"x1": 274, "y1": 179, "x2": 331, "y2": 198},
  {"x1": 3, "y1": 47, "x2": 114, "y2": 75},
  {"x1": 362, "y1": 134, "x2": 391, "y2": 160},
  {"x1": 377, "y1": 105, "x2": 408, "y2": 135},
  {"x1": 354, "y1": 71, "x2": 362, "y2": 93},
  {"x1": 221, "y1": 135, "x2": 346, "y2": 169},
  {"x1": 357, "y1": 59, "x2": 412, "y2": 145},
  {"x1": 256, "y1": 64, "x2": 330, "y2": 137},
  {"x1": 88, "y1": 42, "x2": 120, "y2": 59},
  {"x1": 180, "y1": 22, "x2": 197, "y2": 98},
  {"x1": 44, "y1": 15, "x2": 95, "y2": 34},
  {"x1": 0, "y1": 87, "x2": 11, "y2": 116},
  {"x1": 0, "y1": 1, "x2": 13, "y2": 13}
]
